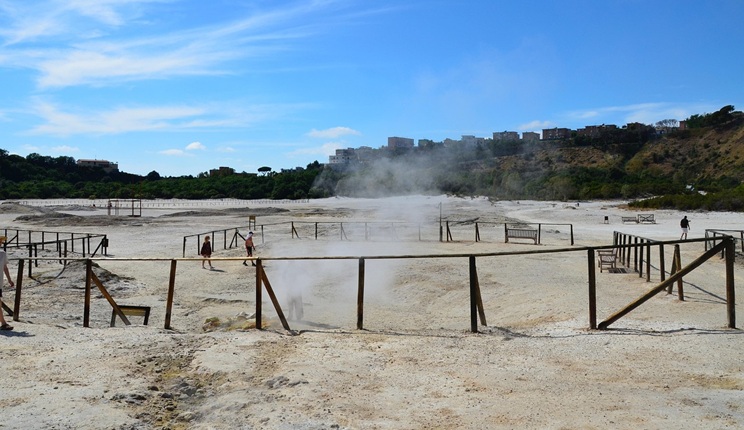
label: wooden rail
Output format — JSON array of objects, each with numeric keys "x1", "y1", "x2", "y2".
[
  {"x1": 182, "y1": 220, "x2": 575, "y2": 255},
  {"x1": 3, "y1": 236, "x2": 735, "y2": 333}
]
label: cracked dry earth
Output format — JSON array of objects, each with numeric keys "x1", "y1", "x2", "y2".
[{"x1": 1, "y1": 196, "x2": 743, "y2": 429}]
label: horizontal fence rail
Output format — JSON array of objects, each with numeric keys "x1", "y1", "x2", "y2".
[
  {"x1": 705, "y1": 229, "x2": 744, "y2": 254},
  {"x1": 3, "y1": 236, "x2": 735, "y2": 333},
  {"x1": 12, "y1": 198, "x2": 309, "y2": 208},
  {"x1": 182, "y1": 220, "x2": 576, "y2": 256}
]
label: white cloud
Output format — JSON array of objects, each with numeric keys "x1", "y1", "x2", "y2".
[
  {"x1": 50, "y1": 145, "x2": 79, "y2": 153},
  {"x1": 307, "y1": 126, "x2": 361, "y2": 139},
  {"x1": 290, "y1": 141, "x2": 343, "y2": 157},
  {"x1": 564, "y1": 102, "x2": 719, "y2": 126},
  {"x1": 186, "y1": 141, "x2": 205, "y2": 150},
  {"x1": 23, "y1": 99, "x2": 309, "y2": 136},
  {"x1": 517, "y1": 120, "x2": 553, "y2": 131},
  {"x1": 158, "y1": 149, "x2": 191, "y2": 157},
  {"x1": 0, "y1": 0, "x2": 356, "y2": 89}
]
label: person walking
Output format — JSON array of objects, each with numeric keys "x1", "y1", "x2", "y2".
[
  {"x1": 0, "y1": 236, "x2": 15, "y2": 330},
  {"x1": 243, "y1": 231, "x2": 256, "y2": 266},
  {"x1": 200, "y1": 236, "x2": 213, "y2": 269},
  {"x1": 680, "y1": 216, "x2": 691, "y2": 240}
]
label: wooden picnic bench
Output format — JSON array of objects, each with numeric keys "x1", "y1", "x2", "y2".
[
  {"x1": 111, "y1": 305, "x2": 151, "y2": 327},
  {"x1": 505, "y1": 227, "x2": 538, "y2": 244},
  {"x1": 621, "y1": 216, "x2": 638, "y2": 224},
  {"x1": 596, "y1": 249, "x2": 619, "y2": 272},
  {"x1": 637, "y1": 214, "x2": 656, "y2": 224}
]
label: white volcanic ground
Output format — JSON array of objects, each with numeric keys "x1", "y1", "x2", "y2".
[{"x1": 0, "y1": 196, "x2": 742, "y2": 430}]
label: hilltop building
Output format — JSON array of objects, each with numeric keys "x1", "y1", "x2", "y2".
[
  {"x1": 209, "y1": 166, "x2": 235, "y2": 177},
  {"x1": 387, "y1": 137, "x2": 415, "y2": 150},
  {"x1": 493, "y1": 131, "x2": 520, "y2": 141},
  {"x1": 576, "y1": 124, "x2": 618, "y2": 138},
  {"x1": 76, "y1": 159, "x2": 119, "y2": 173},
  {"x1": 542, "y1": 127, "x2": 572, "y2": 140},
  {"x1": 522, "y1": 131, "x2": 540, "y2": 142}
]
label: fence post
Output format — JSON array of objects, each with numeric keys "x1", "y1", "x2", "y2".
[
  {"x1": 570, "y1": 224, "x2": 574, "y2": 245},
  {"x1": 469, "y1": 256, "x2": 478, "y2": 333},
  {"x1": 538, "y1": 223, "x2": 542, "y2": 245},
  {"x1": 645, "y1": 242, "x2": 651, "y2": 282},
  {"x1": 13, "y1": 260, "x2": 24, "y2": 322},
  {"x1": 165, "y1": 259, "x2": 177, "y2": 330},
  {"x1": 588, "y1": 248, "x2": 597, "y2": 329},
  {"x1": 84, "y1": 259, "x2": 92, "y2": 328},
  {"x1": 725, "y1": 239, "x2": 736, "y2": 328},
  {"x1": 675, "y1": 245, "x2": 684, "y2": 300},
  {"x1": 357, "y1": 258, "x2": 365, "y2": 330},
  {"x1": 255, "y1": 259, "x2": 263, "y2": 329}
]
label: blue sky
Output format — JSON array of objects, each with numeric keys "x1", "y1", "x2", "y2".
[{"x1": 0, "y1": 0, "x2": 742, "y2": 177}]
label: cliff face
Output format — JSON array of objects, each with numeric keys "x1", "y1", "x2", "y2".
[
  {"x1": 627, "y1": 120, "x2": 744, "y2": 182},
  {"x1": 481, "y1": 118, "x2": 744, "y2": 186}
]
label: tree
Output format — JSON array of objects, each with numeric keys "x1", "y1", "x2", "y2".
[
  {"x1": 146, "y1": 170, "x2": 161, "y2": 181},
  {"x1": 258, "y1": 166, "x2": 272, "y2": 176},
  {"x1": 655, "y1": 119, "x2": 678, "y2": 129}
]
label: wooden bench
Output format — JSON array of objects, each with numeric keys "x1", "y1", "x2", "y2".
[
  {"x1": 621, "y1": 216, "x2": 638, "y2": 224},
  {"x1": 505, "y1": 227, "x2": 538, "y2": 244},
  {"x1": 637, "y1": 214, "x2": 656, "y2": 224},
  {"x1": 596, "y1": 249, "x2": 619, "y2": 272},
  {"x1": 111, "y1": 305, "x2": 151, "y2": 327}
]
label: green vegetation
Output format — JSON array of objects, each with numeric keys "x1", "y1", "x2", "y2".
[
  {"x1": 1, "y1": 105, "x2": 743, "y2": 211},
  {"x1": 0, "y1": 150, "x2": 326, "y2": 200}
]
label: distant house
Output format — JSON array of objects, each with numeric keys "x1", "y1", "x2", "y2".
[
  {"x1": 76, "y1": 159, "x2": 119, "y2": 173},
  {"x1": 522, "y1": 131, "x2": 540, "y2": 143},
  {"x1": 576, "y1": 124, "x2": 617, "y2": 138},
  {"x1": 493, "y1": 131, "x2": 520, "y2": 141},
  {"x1": 387, "y1": 136, "x2": 414, "y2": 150},
  {"x1": 542, "y1": 128, "x2": 572, "y2": 140},
  {"x1": 209, "y1": 166, "x2": 235, "y2": 177}
]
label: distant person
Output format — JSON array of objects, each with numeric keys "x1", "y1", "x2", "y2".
[
  {"x1": 0, "y1": 236, "x2": 15, "y2": 331},
  {"x1": 243, "y1": 231, "x2": 256, "y2": 266},
  {"x1": 200, "y1": 236, "x2": 213, "y2": 269},
  {"x1": 680, "y1": 216, "x2": 690, "y2": 240}
]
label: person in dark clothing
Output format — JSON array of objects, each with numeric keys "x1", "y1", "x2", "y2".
[
  {"x1": 200, "y1": 236, "x2": 213, "y2": 269},
  {"x1": 680, "y1": 216, "x2": 690, "y2": 240}
]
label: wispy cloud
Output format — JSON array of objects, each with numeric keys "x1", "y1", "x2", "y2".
[
  {"x1": 563, "y1": 102, "x2": 719, "y2": 125},
  {"x1": 307, "y1": 126, "x2": 361, "y2": 139},
  {"x1": 26, "y1": 100, "x2": 207, "y2": 135},
  {"x1": 24, "y1": 99, "x2": 307, "y2": 136},
  {"x1": 50, "y1": 145, "x2": 79, "y2": 153},
  {"x1": 517, "y1": 120, "x2": 553, "y2": 131},
  {"x1": 186, "y1": 141, "x2": 205, "y2": 150},
  {"x1": 0, "y1": 0, "x2": 355, "y2": 88},
  {"x1": 158, "y1": 148, "x2": 190, "y2": 157},
  {"x1": 290, "y1": 141, "x2": 343, "y2": 157}
]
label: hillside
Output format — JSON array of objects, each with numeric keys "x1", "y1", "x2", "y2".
[{"x1": 2, "y1": 109, "x2": 744, "y2": 209}]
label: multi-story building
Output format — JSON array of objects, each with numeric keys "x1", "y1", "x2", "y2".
[
  {"x1": 542, "y1": 128, "x2": 572, "y2": 140},
  {"x1": 76, "y1": 159, "x2": 119, "y2": 173},
  {"x1": 387, "y1": 136, "x2": 415, "y2": 150},
  {"x1": 329, "y1": 148, "x2": 358, "y2": 164},
  {"x1": 576, "y1": 124, "x2": 617, "y2": 138},
  {"x1": 493, "y1": 131, "x2": 520, "y2": 141},
  {"x1": 522, "y1": 131, "x2": 540, "y2": 143},
  {"x1": 209, "y1": 166, "x2": 235, "y2": 177}
]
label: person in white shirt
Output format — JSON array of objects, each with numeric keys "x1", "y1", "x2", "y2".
[{"x1": 0, "y1": 236, "x2": 15, "y2": 331}]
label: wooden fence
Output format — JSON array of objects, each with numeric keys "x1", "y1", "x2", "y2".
[
  {"x1": 182, "y1": 220, "x2": 576, "y2": 256},
  {"x1": 3, "y1": 236, "x2": 736, "y2": 333},
  {"x1": 1, "y1": 228, "x2": 108, "y2": 277}
]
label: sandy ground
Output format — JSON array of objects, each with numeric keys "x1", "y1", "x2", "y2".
[{"x1": 0, "y1": 196, "x2": 743, "y2": 430}]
